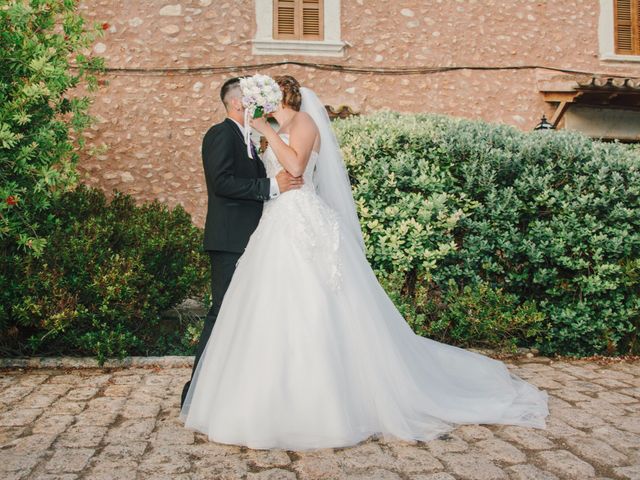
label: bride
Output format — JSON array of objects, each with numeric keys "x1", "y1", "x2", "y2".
[{"x1": 180, "y1": 75, "x2": 548, "y2": 450}]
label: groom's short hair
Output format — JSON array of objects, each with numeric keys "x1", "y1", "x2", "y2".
[{"x1": 221, "y1": 77, "x2": 242, "y2": 110}]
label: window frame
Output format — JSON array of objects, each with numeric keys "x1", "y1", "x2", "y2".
[
  {"x1": 273, "y1": 0, "x2": 324, "y2": 41},
  {"x1": 253, "y1": 0, "x2": 345, "y2": 57},
  {"x1": 599, "y1": 0, "x2": 640, "y2": 62}
]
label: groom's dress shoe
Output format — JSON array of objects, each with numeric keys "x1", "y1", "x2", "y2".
[{"x1": 181, "y1": 381, "x2": 190, "y2": 409}]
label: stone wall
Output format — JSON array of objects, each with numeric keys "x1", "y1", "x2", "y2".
[{"x1": 77, "y1": 0, "x2": 640, "y2": 226}]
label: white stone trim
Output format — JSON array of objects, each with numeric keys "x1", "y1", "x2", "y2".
[
  {"x1": 598, "y1": 0, "x2": 640, "y2": 63},
  {"x1": 253, "y1": 0, "x2": 345, "y2": 57}
]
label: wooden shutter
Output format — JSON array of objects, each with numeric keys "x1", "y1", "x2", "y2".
[
  {"x1": 302, "y1": 0, "x2": 323, "y2": 40},
  {"x1": 615, "y1": 0, "x2": 640, "y2": 55},
  {"x1": 274, "y1": 0, "x2": 297, "y2": 39},
  {"x1": 274, "y1": 0, "x2": 324, "y2": 41}
]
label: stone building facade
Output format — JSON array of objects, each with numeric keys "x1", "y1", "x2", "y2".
[{"x1": 77, "y1": 0, "x2": 640, "y2": 226}]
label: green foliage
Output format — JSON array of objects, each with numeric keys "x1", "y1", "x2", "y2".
[
  {"x1": 335, "y1": 112, "x2": 640, "y2": 356},
  {"x1": 419, "y1": 281, "x2": 545, "y2": 352},
  {"x1": 0, "y1": 0, "x2": 105, "y2": 255},
  {"x1": 0, "y1": 186, "x2": 210, "y2": 363}
]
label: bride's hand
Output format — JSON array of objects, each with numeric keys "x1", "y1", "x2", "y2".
[{"x1": 249, "y1": 115, "x2": 270, "y2": 135}]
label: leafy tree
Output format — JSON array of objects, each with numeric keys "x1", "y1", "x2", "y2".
[{"x1": 0, "y1": 0, "x2": 105, "y2": 255}]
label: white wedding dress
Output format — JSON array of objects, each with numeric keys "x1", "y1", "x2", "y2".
[{"x1": 179, "y1": 132, "x2": 549, "y2": 451}]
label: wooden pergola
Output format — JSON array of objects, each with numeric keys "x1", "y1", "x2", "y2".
[
  {"x1": 325, "y1": 104, "x2": 359, "y2": 120},
  {"x1": 540, "y1": 76, "x2": 640, "y2": 128}
]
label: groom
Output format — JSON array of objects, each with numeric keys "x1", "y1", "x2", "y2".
[{"x1": 181, "y1": 77, "x2": 303, "y2": 407}]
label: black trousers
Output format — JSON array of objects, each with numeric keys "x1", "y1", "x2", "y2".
[{"x1": 181, "y1": 250, "x2": 241, "y2": 407}]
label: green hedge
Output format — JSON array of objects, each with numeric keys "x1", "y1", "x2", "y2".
[
  {"x1": 2, "y1": 111, "x2": 638, "y2": 360},
  {"x1": 0, "y1": 186, "x2": 209, "y2": 362},
  {"x1": 335, "y1": 111, "x2": 640, "y2": 356}
]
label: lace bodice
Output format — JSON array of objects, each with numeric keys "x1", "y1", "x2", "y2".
[
  {"x1": 254, "y1": 132, "x2": 341, "y2": 290},
  {"x1": 262, "y1": 133, "x2": 318, "y2": 191}
]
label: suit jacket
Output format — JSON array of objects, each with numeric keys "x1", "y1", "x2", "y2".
[{"x1": 202, "y1": 118, "x2": 270, "y2": 253}]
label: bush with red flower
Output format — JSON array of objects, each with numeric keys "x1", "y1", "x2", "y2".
[{"x1": 0, "y1": 0, "x2": 105, "y2": 256}]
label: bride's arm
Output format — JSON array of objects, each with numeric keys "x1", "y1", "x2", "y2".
[{"x1": 251, "y1": 113, "x2": 317, "y2": 177}]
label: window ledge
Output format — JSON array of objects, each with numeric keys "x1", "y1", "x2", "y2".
[
  {"x1": 600, "y1": 53, "x2": 640, "y2": 63},
  {"x1": 252, "y1": 38, "x2": 346, "y2": 57}
]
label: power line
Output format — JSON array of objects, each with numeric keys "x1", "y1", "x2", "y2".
[{"x1": 75, "y1": 61, "x2": 638, "y2": 79}]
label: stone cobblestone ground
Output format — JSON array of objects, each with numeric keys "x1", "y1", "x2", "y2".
[{"x1": 0, "y1": 357, "x2": 639, "y2": 480}]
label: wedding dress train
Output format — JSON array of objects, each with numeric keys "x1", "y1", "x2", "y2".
[{"x1": 179, "y1": 132, "x2": 549, "y2": 450}]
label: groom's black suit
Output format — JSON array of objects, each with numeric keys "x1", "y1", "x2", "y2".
[{"x1": 182, "y1": 118, "x2": 270, "y2": 407}]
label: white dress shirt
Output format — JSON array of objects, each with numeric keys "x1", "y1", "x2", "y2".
[{"x1": 229, "y1": 118, "x2": 279, "y2": 199}]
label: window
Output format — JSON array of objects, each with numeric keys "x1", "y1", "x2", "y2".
[
  {"x1": 253, "y1": 0, "x2": 344, "y2": 57},
  {"x1": 614, "y1": 0, "x2": 639, "y2": 54},
  {"x1": 598, "y1": 0, "x2": 640, "y2": 61},
  {"x1": 274, "y1": 0, "x2": 323, "y2": 41}
]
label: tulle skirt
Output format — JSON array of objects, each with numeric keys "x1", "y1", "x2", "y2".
[{"x1": 180, "y1": 188, "x2": 548, "y2": 450}]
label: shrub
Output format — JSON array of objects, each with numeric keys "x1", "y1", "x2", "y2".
[
  {"x1": 0, "y1": 186, "x2": 209, "y2": 362},
  {"x1": 335, "y1": 112, "x2": 640, "y2": 356},
  {"x1": 1, "y1": 0, "x2": 104, "y2": 255}
]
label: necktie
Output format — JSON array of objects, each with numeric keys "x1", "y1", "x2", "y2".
[{"x1": 250, "y1": 141, "x2": 259, "y2": 161}]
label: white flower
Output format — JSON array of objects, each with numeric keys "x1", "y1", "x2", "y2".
[{"x1": 240, "y1": 74, "x2": 282, "y2": 116}]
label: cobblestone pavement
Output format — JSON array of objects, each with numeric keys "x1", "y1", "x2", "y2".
[{"x1": 1, "y1": 357, "x2": 639, "y2": 480}]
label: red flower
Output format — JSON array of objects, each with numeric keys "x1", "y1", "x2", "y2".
[
  {"x1": 101, "y1": 22, "x2": 110, "y2": 31},
  {"x1": 6, "y1": 196, "x2": 17, "y2": 206}
]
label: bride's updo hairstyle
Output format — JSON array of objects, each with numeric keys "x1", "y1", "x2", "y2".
[{"x1": 275, "y1": 75, "x2": 302, "y2": 111}]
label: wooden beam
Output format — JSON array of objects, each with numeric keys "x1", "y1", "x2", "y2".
[
  {"x1": 550, "y1": 101, "x2": 570, "y2": 128},
  {"x1": 541, "y1": 92, "x2": 580, "y2": 103}
]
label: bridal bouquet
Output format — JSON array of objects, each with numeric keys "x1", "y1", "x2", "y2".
[{"x1": 240, "y1": 74, "x2": 282, "y2": 156}]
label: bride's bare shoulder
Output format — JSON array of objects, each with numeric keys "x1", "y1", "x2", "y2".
[{"x1": 292, "y1": 111, "x2": 319, "y2": 133}]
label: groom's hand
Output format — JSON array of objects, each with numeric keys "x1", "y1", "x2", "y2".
[{"x1": 276, "y1": 170, "x2": 304, "y2": 193}]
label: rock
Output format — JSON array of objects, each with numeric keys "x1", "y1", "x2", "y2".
[
  {"x1": 0, "y1": 408, "x2": 43, "y2": 427},
  {"x1": 506, "y1": 464, "x2": 559, "y2": 480},
  {"x1": 337, "y1": 442, "x2": 396, "y2": 471},
  {"x1": 161, "y1": 25, "x2": 181, "y2": 35},
  {"x1": 246, "y1": 449, "x2": 291, "y2": 468},
  {"x1": 564, "y1": 435, "x2": 629, "y2": 467},
  {"x1": 57, "y1": 425, "x2": 107, "y2": 448},
  {"x1": 614, "y1": 465, "x2": 640, "y2": 480},
  {"x1": 590, "y1": 424, "x2": 640, "y2": 451},
  {"x1": 104, "y1": 418, "x2": 156, "y2": 444},
  {"x1": 427, "y1": 434, "x2": 469, "y2": 458},
  {"x1": 439, "y1": 452, "x2": 507, "y2": 480},
  {"x1": 389, "y1": 444, "x2": 443, "y2": 474},
  {"x1": 120, "y1": 400, "x2": 161, "y2": 419},
  {"x1": 138, "y1": 445, "x2": 191, "y2": 475},
  {"x1": 45, "y1": 448, "x2": 95, "y2": 473},
  {"x1": 494, "y1": 426, "x2": 554, "y2": 450},
  {"x1": 32, "y1": 414, "x2": 75, "y2": 435},
  {"x1": 535, "y1": 450, "x2": 595, "y2": 479},
  {"x1": 247, "y1": 470, "x2": 297, "y2": 480},
  {"x1": 411, "y1": 474, "x2": 457, "y2": 480},
  {"x1": 552, "y1": 408, "x2": 605, "y2": 429},
  {"x1": 455, "y1": 425, "x2": 494, "y2": 442},
  {"x1": 474, "y1": 438, "x2": 526, "y2": 464},
  {"x1": 292, "y1": 453, "x2": 342, "y2": 479},
  {"x1": 159, "y1": 4, "x2": 182, "y2": 16}
]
